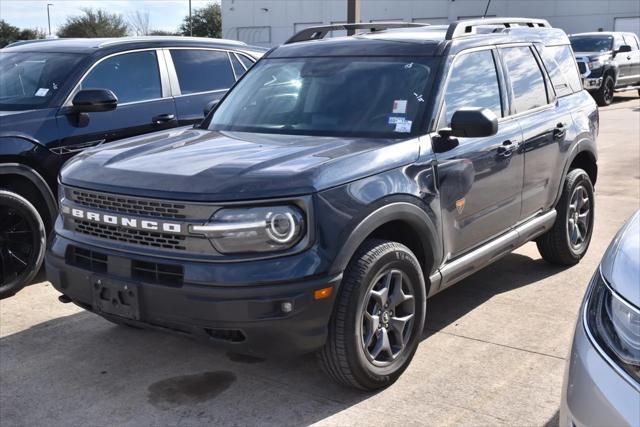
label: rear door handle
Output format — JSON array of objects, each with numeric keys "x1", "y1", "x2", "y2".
[
  {"x1": 553, "y1": 123, "x2": 566, "y2": 140},
  {"x1": 152, "y1": 114, "x2": 176, "y2": 124}
]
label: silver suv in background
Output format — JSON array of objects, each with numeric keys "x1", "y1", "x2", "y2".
[{"x1": 561, "y1": 211, "x2": 640, "y2": 426}]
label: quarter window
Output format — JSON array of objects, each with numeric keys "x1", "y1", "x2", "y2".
[
  {"x1": 170, "y1": 49, "x2": 236, "y2": 94},
  {"x1": 541, "y1": 45, "x2": 582, "y2": 96},
  {"x1": 622, "y1": 34, "x2": 639, "y2": 50},
  {"x1": 81, "y1": 51, "x2": 162, "y2": 104},
  {"x1": 501, "y1": 46, "x2": 549, "y2": 113},
  {"x1": 443, "y1": 50, "x2": 502, "y2": 126},
  {"x1": 237, "y1": 54, "x2": 255, "y2": 69},
  {"x1": 229, "y1": 53, "x2": 247, "y2": 79}
]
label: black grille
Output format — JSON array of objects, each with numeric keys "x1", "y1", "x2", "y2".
[
  {"x1": 73, "y1": 219, "x2": 187, "y2": 250},
  {"x1": 577, "y1": 61, "x2": 587, "y2": 74},
  {"x1": 71, "y1": 190, "x2": 187, "y2": 219},
  {"x1": 132, "y1": 260, "x2": 183, "y2": 287},
  {"x1": 67, "y1": 246, "x2": 107, "y2": 273}
]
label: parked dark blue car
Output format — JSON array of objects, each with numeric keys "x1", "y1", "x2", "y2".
[{"x1": 0, "y1": 37, "x2": 266, "y2": 297}]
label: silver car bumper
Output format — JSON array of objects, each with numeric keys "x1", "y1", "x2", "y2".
[{"x1": 560, "y1": 313, "x2": 640, "y2": 427}]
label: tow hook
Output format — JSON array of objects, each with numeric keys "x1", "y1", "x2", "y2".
[{"x1": 58, "y1": 294, "x2": 72, "y2": 304}]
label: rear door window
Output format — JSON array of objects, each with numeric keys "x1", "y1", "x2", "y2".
[
  {"x1": 501, "y1": 46, "x2": 549, "y2": 114},
  {"x1": 81, "y1": 50, "x2": 162, "y2": 104},
  {"x1": 170, "y1": 49, "x2": 236, "y2": 95},
  {"x1": 442, "y1": 49, "x2": 503, "y2": 126},
  {"x1": 541, "y1": 45, "x2": 582, "y2": 96},
  {"x1": 623, "y1": 34, "x2": 639, "y2": 50},
  {"x1": 237, "y1": 54, "x2": 255, "y2": 69}
]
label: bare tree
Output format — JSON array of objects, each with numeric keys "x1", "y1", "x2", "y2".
[{"x1": 128, "y1": 10, "x2": 150, "y2": 36}]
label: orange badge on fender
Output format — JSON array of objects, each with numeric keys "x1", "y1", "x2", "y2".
[{"x1": 456, "y1": 198, "x2": 465, "y2": 214}]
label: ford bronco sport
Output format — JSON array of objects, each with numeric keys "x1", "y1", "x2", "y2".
[{"x1": 47, "y1": 19, "x2": 598, "y2": 390}]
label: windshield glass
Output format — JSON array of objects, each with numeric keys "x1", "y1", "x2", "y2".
[
  {"x1": 208, "y1": 56, "x2": 436, "y2": 138},
  {"x1": 570, "y1": 36, "x2": 613, "y2": 53},
  {"x1": 0, "y1": 52, "x2": 85, "y2": 110}
]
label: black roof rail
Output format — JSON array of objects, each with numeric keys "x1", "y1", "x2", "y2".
[
  {"x1": 285, "y1": 22, "x2": 429, "y2": 44},
  {"x1": 446, "y1": 17, "x2": 551, "y2": 40}
]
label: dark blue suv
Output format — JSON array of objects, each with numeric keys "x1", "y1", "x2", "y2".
[
  {"x1": 47, "y1": 19, "x2": 599, "y2": 389},
  {"x1": 0, "y1": 37, "x2": 265, "y2": 297}
]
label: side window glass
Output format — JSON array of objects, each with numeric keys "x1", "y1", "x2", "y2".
[
  {"x1": 613, "y1": 35, "x2": 624, "y2": 50},
  {"x1": 541, "y1": 45, "x2": 582, "y2": 96},
  {"x1": 502, "y1": 46, "x2": 549, "y2": 113},
  {"x1": 229, "y1": 53, "x2": 247, "y2": 79},
  {"x1": 443, "y1": 50, "x2": 502, "y2": 126},
  {"x1": 82, "y1": 51, "x2": 162, "y2": 104},
  {"x1": 623, "y1": 34, "x2": 639, "y2": 50},
  {"x1": 237, "y1": 54, "x2": 255, "y2": 69},
  {"x1": 170, "y1": 49, "x2": 236, "y2": 94}
]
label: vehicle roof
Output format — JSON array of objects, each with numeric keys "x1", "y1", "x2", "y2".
[
  {"x1": 268, "y1": 25, "x2": 570, "y2": 58},
  {"x1": 2, "y1": 36, "x2": 268, "y2": 56}
]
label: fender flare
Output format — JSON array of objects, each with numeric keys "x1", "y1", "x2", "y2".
[
  {"x1": 329, "y1": 201, "x2": 442, "y2": 290},
  {"x1": 553, "y1": 141, "x2": 598, "y2": 207},
  {"x1": 0, "y1": 163, "x2": 57, "y2": 226}
]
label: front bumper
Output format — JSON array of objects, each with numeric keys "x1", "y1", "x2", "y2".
[
  {"x1": 560, "y1": 314, "x2": 640, "y2": 427},
  {"x1": 46, "y1": 233, "x2": 341, "y2": 356}
]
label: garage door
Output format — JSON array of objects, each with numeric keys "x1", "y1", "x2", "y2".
[{"x1": 615, "y1": 17, "x2": 640, "y2": 38}]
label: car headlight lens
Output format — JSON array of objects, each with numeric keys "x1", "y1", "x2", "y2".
[
  {"x1": 586, "y1": 270, "x2": 640, "y2": 382},
  {"x1": 588, "y1": 58, "x2": 605, "y2": 70},
  {"x1": 190, "y1": 206, "x2": 305, "y2": 254}
]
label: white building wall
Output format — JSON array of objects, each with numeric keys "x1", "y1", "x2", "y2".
[{"x1": 222, "y1": 0, "x2": 640, "y2": 47}]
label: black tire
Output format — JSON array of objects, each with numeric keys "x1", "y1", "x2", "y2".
[
  {"x1": 536, "y1": 169, "x2": 594, "y2": 266},
  {"x1": 594, "y1": 74, "x2": 615, "y2": 106},
  {"x1": 0, "y1": 190, "x2": 46, "y2": 299},
  {"x1": 317, "y1": 239, "x2": 426, "y2": 390}
]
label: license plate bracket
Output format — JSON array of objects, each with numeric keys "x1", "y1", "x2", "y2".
[{"x1": 92, "y1": 278, "x2": 140, "y2": 321}]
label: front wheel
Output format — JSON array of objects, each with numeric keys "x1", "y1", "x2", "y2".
[
  {"x1": 536, "y1": 169, "x2": 594, "y2": 266},
  {"x1": 0, "y1": 190, "x2": 46, "y2": 299},
  {"x1": 594, "y1": 74, "x2": 615, "y2": 106},
  {"x1": 317, "y1": 239, "x2": 426, "y2": 390}
]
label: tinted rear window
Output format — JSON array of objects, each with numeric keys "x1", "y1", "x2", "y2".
[
  {"x1": 170, "y1": 49, "x2": 236, "y2": 94},
  {"x1": 501, "y1": 46, "x2": 549, "y2": 113}
]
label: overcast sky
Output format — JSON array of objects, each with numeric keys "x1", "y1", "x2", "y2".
[{"x1": 0, "y1": 0, "x2": 216, "y2": 34}]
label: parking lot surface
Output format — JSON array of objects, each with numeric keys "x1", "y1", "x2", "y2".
[{"x1": 1, "y1": 93, "x2": 638, "y2": 427}]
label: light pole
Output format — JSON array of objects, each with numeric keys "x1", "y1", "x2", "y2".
[
  {"x1": 47, "y1": 3, "x2": 53, "y2": 36},
  {"x1": 189, "y1": 0, "x2": 193, "y2": 36},
  {"x1": 347, "y1": 0, "x2": 360, "y2": 36}
]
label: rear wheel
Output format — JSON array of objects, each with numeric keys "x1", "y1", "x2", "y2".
[
  {"x1": 536, "y1": 169, "x2": 594, "y2": 266},
  {"x1": 0, "y1": 190, "x2": 46, "y2": 299},
  {"x1": 594, "y1": 74, "x2": 615, "y2": 106},
  {"x1": 317, "y1": 239, "x2": 425, "y2": 390}
]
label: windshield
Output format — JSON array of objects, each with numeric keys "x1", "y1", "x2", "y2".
[
  {"x1": 0, "y1": 52, "x2": 85, "y2": 110},
  {"x1": 570, "y1": 36, "x2": 613, "y2": 53},
  {"x1": 208, "y1": 56, "x2": 436, "y2": 138}
]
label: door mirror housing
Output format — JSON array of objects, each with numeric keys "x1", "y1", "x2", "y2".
[
  {"x1": 615, "y1": 44, "x2": 632, "y2": 55},
  {"x1": 450, "y1": 108, "x2": 498, "y2": 138},
  {"x1": 203, "y1": 99, "x2": 220, "y2": 117},
  {"x1": 71, "y1": 89, "x2": 118, "y2": 113}
]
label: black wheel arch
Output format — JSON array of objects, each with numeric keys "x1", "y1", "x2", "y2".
[
  {"x1": 554, "y1": 142, "x2": 598, "y2": 208},
  {"x1": 0, "y1": 163, "x2": 57, "y2": 229},
  {"x1": 329, "y1": 200, "x2": 442, "y2": 294}
]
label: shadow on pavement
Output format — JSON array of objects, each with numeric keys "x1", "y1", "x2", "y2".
[{"x1": 0, "y1": 252, "x2": 565, "y2": 425}]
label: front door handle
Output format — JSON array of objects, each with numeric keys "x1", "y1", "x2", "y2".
[
  {"x1": 152, "y1": 114, "x2": 176, "y2": 125},
  {"x1": 553, "y1": 123, "x2": 566, "y2": 140},
  {"x1": 497, "y1": 140, "x2": 514, "y2": 158}
]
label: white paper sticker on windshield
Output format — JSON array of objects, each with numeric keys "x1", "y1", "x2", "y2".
[
  {"x1": 388, "y1": 116, "x2": 406, "y2": 125},
  {"x1": 395, "y1": 121, "x2": 412, "y2": 133},
  {"x1": 392, "y1": 100, "x2": 407, "y2": 114},
  {"x1": 35, "y1": 88, "x2": 49, "y2": 97}
]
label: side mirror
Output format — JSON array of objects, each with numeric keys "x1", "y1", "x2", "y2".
[
  {"x1": 451, "y1": 108, "x2": 498, "y2": 138},
  {"x1": 203, "y1": 99, "x2": 220, "y2": 117},
  {"x1": 432, "y1": 108, "x2": 498, "y2": 153},
  {"x1": 71, "y1": 89, "x2": 118, "y2": 113},
  {"x1": 615, "y1": 44, "x2": 632, "y2": 56}
]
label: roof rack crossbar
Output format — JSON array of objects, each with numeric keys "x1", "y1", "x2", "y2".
[
  {"x1": 446, "y1": 17, "x2": 551, "y2": 40},
  {"x1": 285, "y1": 22, "x2": 429, "y2": 44}
]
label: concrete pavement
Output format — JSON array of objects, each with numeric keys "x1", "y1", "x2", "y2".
[{"x1": 1, "y1": 92, "x2": 638, "y2": 426}]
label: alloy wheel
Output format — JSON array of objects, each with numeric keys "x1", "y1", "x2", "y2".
[
  {"x1": 567, "y1": 184, "x2": 591, "y2": 251},
  {"x1": 0, "y1": 205, "x2": 36, "y2": 287},
  {"x1": 360, "y1": 269, "x2": 416, "y2": 366}
]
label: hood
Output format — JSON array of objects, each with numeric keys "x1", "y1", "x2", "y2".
[
  {"x1": 574, "y1": 51, "x2": 612, "y2": 61},
  {"x1": 60, "y1": 127, "x2": 420, "y2": 201},
  {"x1": 0, "y1": 108, "x2": 59, "y2": 146},
  {"x1": 601, "y1": 210, "x2": 640, "y2": 308}
]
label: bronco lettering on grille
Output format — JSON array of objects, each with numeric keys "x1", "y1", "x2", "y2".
[{"x1": 68, "y1": 207, "x2": 182, "y2": 233}]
